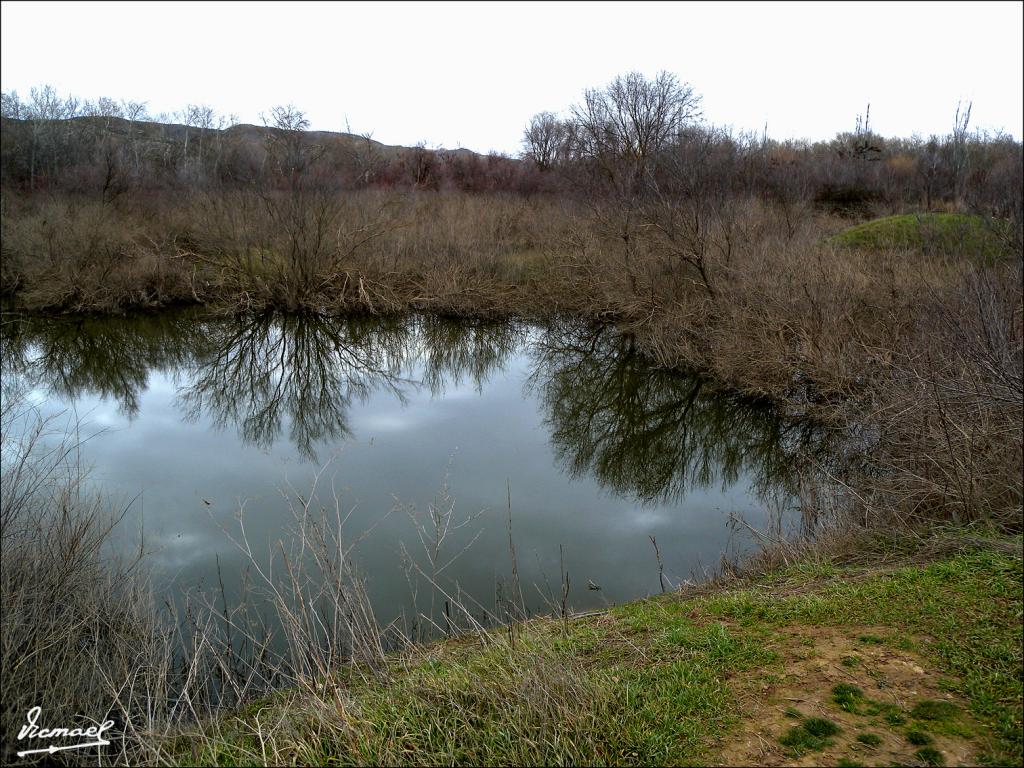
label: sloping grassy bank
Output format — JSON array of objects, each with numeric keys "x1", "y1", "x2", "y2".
[{"x1": 162, "y1": 529, "x2": 1021, "y2": 767}]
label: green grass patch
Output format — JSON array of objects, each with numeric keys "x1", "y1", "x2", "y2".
[
  {"x1": 804, "y1": 717, "x2": 842, "y2": 738},
  {"x1": 310, "y1": 611, "x2": 780, "y2": 766},
  {"x1": 915, "y1": 745, "x2": 947, "y2": 766},
  {"x1": 911, "y1": 699, "x2": 959, "y2": 721},
  {"x1": 908, "y1": 698, "x2": 976, "y2": 740},
  {"x1": 856, "y1": 732, "x2": 882, "y2": 746},
  {"x1": 699, "y1": 544, "x2": 1022, "y2": 763},
  {"x1": 866, "y1": 698, "x2": 908, "y2": 725},
  {"x1": 833, "y1": 682, "x2": 866, "y2": 713},
  {"x1": 907, "y1": 728, "x2": 934, "y2": 746},
  {"x1": 829, "y1": 212, "x2": 1012, "y2": 261},
  {"x1": 779, "y1": 717, "x2": 841, "y2": 755}
]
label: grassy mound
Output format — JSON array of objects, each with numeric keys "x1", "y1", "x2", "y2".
[{"x1": 830, "y1": 213, "x2": 1013, "y2": 260}]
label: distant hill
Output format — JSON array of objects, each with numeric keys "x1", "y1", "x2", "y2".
[
  {"x1": 1, "y1": 114, "x2": 501, "y2": 162},
  {"x1": 0, "y1": 114, "x2": 529, "y2": 192}
]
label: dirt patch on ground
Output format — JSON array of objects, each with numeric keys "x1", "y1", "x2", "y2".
[{"x1": 714, "y1": 625, "x2": 984, "y2": 767}]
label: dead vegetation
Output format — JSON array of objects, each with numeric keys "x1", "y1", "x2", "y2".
[{"x1": 1, "y1": 72, "x2": 1020, "y2": 765}]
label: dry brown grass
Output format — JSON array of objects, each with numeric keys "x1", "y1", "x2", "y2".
[
  {"x1": 1, "y1": 197, "x2": 191, "y2": 311},
  {"x1": 0, "y1": 393, "x2": 621, "y2": 766},
  {"x1": 548, "y1": 199, "x2": 1021, "y2": 530},
  {"x1": 3, "y1": 189, "x2": 1021, "y2": 531},
  {"x1": 0, "y1": 393, "x2": 176, "y2": 764},
  {"x1": 1, "y1": 187, "x2": 1020, "y2": 762}
]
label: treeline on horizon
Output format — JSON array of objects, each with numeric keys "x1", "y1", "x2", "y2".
[{"x1": 1, "y1": 76, "x2": 1021, "y2": 217}]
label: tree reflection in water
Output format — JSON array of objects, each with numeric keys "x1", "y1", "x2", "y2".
[
  {"x1": 528, "y1": 319, "x2": 834, "y2": 506},
  {"x1": 0, "y1": 311, "x2": 207, "y2": 418},
  {"x1": 415, "y1": 315, "x2": 528, "y2": 397},
  {"x1": 0, "y1": 311, "x2": 836, "y2": 505},
  {"x1": 0, "y1": 310, "x2": 528, "y2": 463},
  {"x1": 178, "y1": 313, "x2": 417, "y2": 461},
  {"x1": 176, "y1": 314, "x2": 530, "y2": 461}
]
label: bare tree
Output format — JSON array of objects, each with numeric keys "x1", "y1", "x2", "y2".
[
  {"x1": 647, "y1": 125, "x2": 738, "y2": 298},
  {"x1": 563, "y1": 72, "x2": 708, "y2": 299},
  {"x1": 342, "y1": 117, "x2": 385, "y2": 187},
  {"x1": 570, "y1": 70, "x2": 702, "y2": 193},
  {"x1": 917, "y1": 135, "x2": 943, "y2": 210},
  {"x1": 263, "y1": 103, "x2": 318, "y2": 180},
  {"x1": 247, "y1": 104, "x2": 340, "y2": 305},
  {"x1": 521, "y1": 111, "x2": 568, "y2": 171},
  {"x1": 950, "y1": 99, "x2": 973, "y2": 204},
  {"x1": 26, "y1": 85, "x2": 79, "y2": 189},
  {"x1": 79, "y1": 98, "x2": 130, "y2": 202},
  {"x1": 81, "y1": 96, "x2": 124, "y2": 123},
  {"x1": 404, "y1": 141, "x2": 436, "y2": 189},
  {"x1": 187, "y1": 103, "x2": 217, "y2": 178},
  {"x1": 173, "y1": 103, "x2": 216, "y2": 179},
  {"x1": 121, "y1": 100, "x2": 149, "y2": 177},
  {"x1": 1, "y1": 90, "x2": 22, "y2": 119}
]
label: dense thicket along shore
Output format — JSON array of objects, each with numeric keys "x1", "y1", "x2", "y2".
[{"x1": 1, "y1": 72, "x2": 1020, "y2": 765}]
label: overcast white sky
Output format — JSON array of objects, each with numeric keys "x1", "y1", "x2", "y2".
[{"x1": 2, "y1": 1, "x2": 1021, "y2": 154}]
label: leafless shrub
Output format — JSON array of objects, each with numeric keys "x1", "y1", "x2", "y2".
[
  {"x1": 1, "y1": 198, "x2": 192, "y2": 311},
  {"x1": 864, "y1": 261, "x2": 1023, "y2": 527},
  {"x1": 0, "y1": 391, "x2": 174, "y2": 765},
  {"x1": 0, "y1": 395, "x2": 515, "y2": 765}
]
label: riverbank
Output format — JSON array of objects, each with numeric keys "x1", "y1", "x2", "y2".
[
  {"x1": 5, "y1": 191, "x2": 1020, "y2": 528},
  {"x1": 2, "y1": 397, "x2": 1019, "y2": 766},
  {"x1": 159, "y1": 527, "x2": 1021, "y2": 766},
  {"x1": 2, "y1": 193, "x2": 1020, "y2": 767}
]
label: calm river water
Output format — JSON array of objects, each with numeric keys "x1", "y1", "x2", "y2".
[{"x1": 1, "y1": 310, "x2": 825, "y2": 631}]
